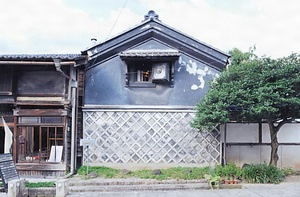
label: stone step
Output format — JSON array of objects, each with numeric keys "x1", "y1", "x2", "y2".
[
  {"x1": 69, "y1": 183, "x2": 210, "y2": 193},
  {"x1": 69, "y1": 178, "x2": 207, "y2": 187}
]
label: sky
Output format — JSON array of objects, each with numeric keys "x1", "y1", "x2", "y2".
[{"x1": 0, "y1": 0, "x2": 299, "y2": 58}]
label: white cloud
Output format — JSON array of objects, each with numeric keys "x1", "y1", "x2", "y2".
[
  {"x1": 0, "y1": 0, "x2": 299, "y2": 57},
  {"x1": 96, "y1": 8, "x2": 141, "y2": 42},
  {"x1": 138, "y1": 0, "x2": 300, "y2": 57},
  {"x1": 0, "y1": 0, "x2": 98, "y2": 53}
]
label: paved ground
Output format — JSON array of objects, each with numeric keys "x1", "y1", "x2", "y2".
[
  {"x1": 1, "y1": 176, "x2": 300, "y2": 196},
  {"x1": 67, "y1": 182, "x2": 300, "y2": 197}
]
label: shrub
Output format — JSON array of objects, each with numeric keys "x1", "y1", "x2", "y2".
[
  {"x1": 281, "y1": 167, "x2": 294, "y2": 176},
  {"x1": 214, "y1": 163, "x2": 241, "y2": 179},
  {"x1": 241, "y1": 163, "x2": 284, "y2": 184}
]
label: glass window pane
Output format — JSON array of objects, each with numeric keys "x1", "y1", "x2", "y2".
[
  {"x1": 41, "y1": 117, "x2": 63, "y2": 123},
  {"x1": 19, "y1": 117, "x2": 40, "y2": 124}
]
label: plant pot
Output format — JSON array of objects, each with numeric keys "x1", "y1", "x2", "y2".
[{"x1": 225, "y1": 180, "x2": 230, "y2": 184}]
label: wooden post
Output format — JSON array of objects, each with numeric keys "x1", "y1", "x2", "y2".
[{"x1": 13, "y1": 116, "x2": 17, "y2": 163}]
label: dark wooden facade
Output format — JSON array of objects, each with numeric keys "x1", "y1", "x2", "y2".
[{"x1": 0, "y1": 54, "x2": 86, "y2": 177}]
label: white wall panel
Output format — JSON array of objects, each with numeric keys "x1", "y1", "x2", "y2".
[
  {"x1": 281, "y1": 146, "x2": 300, "y2": 170},
  {"x1": 262, "y1": 123, "x2": 300, "y2": 143},
  {"x1": 226, "y1": 123, "x2": 259, "y2": 143}
]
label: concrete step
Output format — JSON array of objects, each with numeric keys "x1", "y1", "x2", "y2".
[
  {"x1": 69, "y1": 178, "x2": 207, "y2": 187},
  {"x1": 69, "y1": 182, "x2": 210, "y2": 193}
]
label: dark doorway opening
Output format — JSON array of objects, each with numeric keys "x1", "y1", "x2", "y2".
[{"x1": 0, "y1": 127, "x2": 4, "y2": 153}]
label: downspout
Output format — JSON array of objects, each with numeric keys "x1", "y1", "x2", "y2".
[
  {"x1": 70, "y1": 68, "x2": 77, "y2": 176},
  {"x1": 53, "y1": 58, "x2": 70, "y2": 79},
  {"x1": 53, "y1": 58, "x2": 77, "y2": 177}
]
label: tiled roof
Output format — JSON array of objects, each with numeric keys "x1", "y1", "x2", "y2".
[
  {"x1": 0, "y1": 54, "x2": 82, "y2": 60},
  {"x1": 119, "y1": 49, "x2": 180, "y2": 57}
]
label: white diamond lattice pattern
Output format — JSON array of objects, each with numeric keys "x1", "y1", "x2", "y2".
[{"x1": 83, "y1": 111, "x2": 220, "y2": 165}]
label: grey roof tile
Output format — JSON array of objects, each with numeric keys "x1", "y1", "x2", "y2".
[
  {"x1": 0, "y1": 54, "x2": 81, "y2": 60},
  {"x1": 119, "y1": 49, "x2": 180, "y2": 57}
]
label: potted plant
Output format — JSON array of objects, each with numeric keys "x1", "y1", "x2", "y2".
[
  {"x1": 222, "y1": 163, "x2": 240, "y2": 184},
  {"x1": 204, "y1": 174, "x2": 221, "y2": 189}
]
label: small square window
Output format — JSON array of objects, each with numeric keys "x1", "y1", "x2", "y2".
[
  {"x1": 126, "y1": 61, "x2": 172, "y2": 87},
  {"x1": 132, "y1": 64, "x2": 152, "y2": 83},
  {"x1": 120, "y1": 49, "x2": 179, "y2": 88}
]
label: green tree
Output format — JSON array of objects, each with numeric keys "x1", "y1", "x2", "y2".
[{"x1": 192, "y1": 48, "x2": 300, "y2": 166}]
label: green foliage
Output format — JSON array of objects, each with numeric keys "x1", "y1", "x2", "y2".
[
  {"x1": 213, "y1": 163, "x2": 241, "y2": 179},
  {"x1": 241, "y1": 163, "x2": 284, "y2": 184},
  {"x1": 77, "y1": 166, "x2": 210, "y2": 180},
  {"x1": 75, "y1": 165, "x2": 287, "y2": 184},
  {"x1": 192, "y1": 49, "x2": 300, "y2": 130},
  {"x1": 77, "y1": 166, "x2": 119, "y2": 178},
  {"x1": 192, "y1": 48, "x2": 300, "y2": 166},
  {"x1": 129, "y1": 167, "x2": 210, "y2": 180},
  {"x1": 25, "y1": 181, "x2": 55, "y2": 188},
  {"x1": 281, "y1": 167, "x2": 294, "y2": 176}
]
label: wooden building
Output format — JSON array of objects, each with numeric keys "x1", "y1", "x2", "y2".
[
  {"x1": 0, "y1": 54, "x2": 85, "y2": 177},
  {"x1": 81, "y1": 11, "x2": 230, "y2": 169}
]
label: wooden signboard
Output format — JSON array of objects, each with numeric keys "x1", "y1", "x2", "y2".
[{"x1": 0, "y1": 153, "x2": 19, "y2": 192}]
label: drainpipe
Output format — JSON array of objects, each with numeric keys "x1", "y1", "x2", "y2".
[
  {"x1": 53, "y1": 58, "x2": 77, "y2": 177},
  {"x1": 53, "y1": 58, "x2": 70, "y2": 79},
  {"x1": 70, "y1": 69, "x2": 77, "y2": 175}
]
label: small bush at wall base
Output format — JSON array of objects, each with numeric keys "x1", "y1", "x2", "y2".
[
  {"x1": 214, "y1": 163, "x2": 241, "y2": 180},
  {"x1": 25, "y1": 182, "x2": 55, "y2": 188},
  {"x1": 281, "y1": 167, "x2": 294, "y2": 176},
  {"x1": 241, "y1": 163, "x2": 284, "y2": 184}
]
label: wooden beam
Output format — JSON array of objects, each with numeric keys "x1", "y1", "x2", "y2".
[
  {"x1": 0, "y1": 123, "x2": 14, "y2": 127},
  {"x1": 14, "y1": 109, "x2": 67, "y2": 116},
  {"x1": 15, "y1": 163, "x2": 66, "y2": 171},
  {"x1": 0, "y1": 61, "x2": 74, "y2": 66}
]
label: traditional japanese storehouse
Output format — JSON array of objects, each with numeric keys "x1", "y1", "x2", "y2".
[
  {"x1": 81, "y1": 11, "x2": 230, "y2": 169},
  {"x1": 0, "y1": 54, "x2": 85, "y2": 177}
]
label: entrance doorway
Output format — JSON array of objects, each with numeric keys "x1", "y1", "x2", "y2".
[{"x1": 17, "y1": 126, "x2": 64, "y2": 163}]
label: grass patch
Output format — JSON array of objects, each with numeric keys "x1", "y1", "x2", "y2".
[
  {"x1": 77, "y1": 164, "x2": 291, "y2": 184},
  {"x1": 281, "y1": 167, "x2": 300, "y2": 176},
  {"x1": 77, "y1": 166, "x2": 120, "y2": 178},
  {"x1": 77, "y1": 166, "x2": 210, "y2": 180},
  {"x1": 128, "y1": 167, "x2": 210, "y2": 180},
  {"x1": 25, "y1": 181, "x2": 55, "y2": 188}
]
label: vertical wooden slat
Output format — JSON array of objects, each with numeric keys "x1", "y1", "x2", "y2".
[
  {"x1": 13, "y1": 116, "x2": 17, "y2": 163},
  {"x1": 39, "y1": 126, "x2": 42, "y2": 164},
  {"x1": 46, "y1": 127, "x2": 48, "y2": 160},
  {"x1": 258, "y1": 122, "x2": 262, "y2": 144}
]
